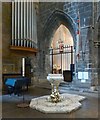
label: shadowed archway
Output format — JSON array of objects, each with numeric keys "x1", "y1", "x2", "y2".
[
  {"x1": 43, "y1": 10, "x2": 76, "y2": 53},
  {"x1": 41, "y1": 10, "x2": 77, "y2": 76}
]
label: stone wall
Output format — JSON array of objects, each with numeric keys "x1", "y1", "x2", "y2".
[
  {"x1": 63, "y1": 2, "x2": 93, "y2": 85},
  {"x1": 2, "y1": 2, "x2": 99, "y2": 87},
  {"x1": 2, "y1": 2, "x2": 39, "y2": 85},
  {"x1": 37, "y1": 2, "x2": 69, "y2": 79},
  {"x1": 0, "y1": 2, "x2": 2, "y2": 91},
  {"x1": 2, "y1": 3, "x2": 21, "y2": 73},
  {"x1": 37, "y1": 2, "x2": 99, "y2": 86},
  {"x1": 2, "y1": 3, "x2": 38, "y2": 74},
  {"x1": 63, "y1": 2, "x2": 99, "y2": 86},
  {"x1": 96, "y1": 1, "x2": 100, "y2": 85},
  {"x1": 88, "y1": 2, "x2": 100, "y2": 86}
]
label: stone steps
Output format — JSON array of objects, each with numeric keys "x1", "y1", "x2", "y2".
[
  {"x1": 34, "y1": 79, "x2": 98, "y2": 94},
  {"x1": 59, "y1": 82, "x2": 98, "y2": 94},
  {"x1": 60, "y1": 80, "x2": 91, "y2": 88},
  {"x1": 59, "y1": 86, "x2": 98, "y2": 93}
]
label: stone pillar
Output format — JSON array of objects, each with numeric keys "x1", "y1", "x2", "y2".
[
  {"x1": 63, "y1": 2, "x2": 94, "y2": 87},
  {"x1": 45, "y1": 54, "x2": 51, "y2": 75}
]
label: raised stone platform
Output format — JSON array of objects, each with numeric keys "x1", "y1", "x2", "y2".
[{"x1": 29, "y1": 93, "x2": 85, "y2": 113}]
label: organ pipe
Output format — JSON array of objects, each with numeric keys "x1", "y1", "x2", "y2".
[
  {"x1": 27, "y1": 0, "x2": 29, "y2": 39},
  {"x1": 23, "y1": 0, "x2": 26, "y2": 47},
  {"x1": 32, "y1": 3, "x2": 34, "y2": 48},
  {"x1": 12, "y1": 0, "x2": 37, "y2": 48},
  {"x1": 24, "y1": 0, "x2": 26, "y2": 39},
  {"x1": 18, "y1": 1, "x2": 20, "y2": 39},
  {"x1": 18, "y1": 0, "x2": 20, "y2": 46},
  {"x1": 15, "y1": 0, "x2": 17, "y2": 44},
  {"x1": 21, "y1": 0, "x2": 23, "y2": 40},
  {"x1": 26, "y1": 0, "x2": 29, "y2": 47},
  {"x1": 12, "y1": 1, "x2": 14, "y2": 46},
  {"x1": 30, "y1": 1, "x2": 32, "y2": 41}
]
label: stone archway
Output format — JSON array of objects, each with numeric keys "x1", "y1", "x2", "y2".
[
  {"x1": 43, "y1": 10, "x2": 76, "y2": 52},
  {"x1": 42, "y1": 10, "x2": 76, "y2": 76}
]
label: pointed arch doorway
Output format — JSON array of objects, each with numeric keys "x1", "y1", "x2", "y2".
[
  {"x1": 49, "y1": 24, "x2": 74, "y2": 82},
  {"x1": 42, "y1": 10, "x2": 76, "y2": 82}
]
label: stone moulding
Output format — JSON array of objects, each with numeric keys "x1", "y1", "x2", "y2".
[{"x1": 29, "y1": 93, "x2": 86, "y2": 113}]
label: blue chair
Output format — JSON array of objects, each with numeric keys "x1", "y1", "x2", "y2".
[
  {"x1": 5, "y1": 78, "x2": 29, "y2": 107},
  {"x1": 5, "y1": 78, "x2": 17, "y2": 95}
]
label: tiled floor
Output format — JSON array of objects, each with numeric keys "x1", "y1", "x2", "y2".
[{"x1": 1, "y1": 86, "x2": 99, "y2": 119}]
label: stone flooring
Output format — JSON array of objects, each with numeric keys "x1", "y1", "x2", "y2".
[{"x1": 1, "y1": 85, "x2": 99, "y2": 119}]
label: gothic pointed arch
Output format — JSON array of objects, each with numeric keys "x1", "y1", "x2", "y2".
[{"x1": 42, "y1": 9, "x2": 76, "y2": 53}]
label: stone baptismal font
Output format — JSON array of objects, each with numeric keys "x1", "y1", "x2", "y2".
[
  {"x1": 30, "y1": 74, "x2": 85, "y2": 113},
  {"x1": 47, "y1": 74, "x2": 63, "y2": 103}
]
